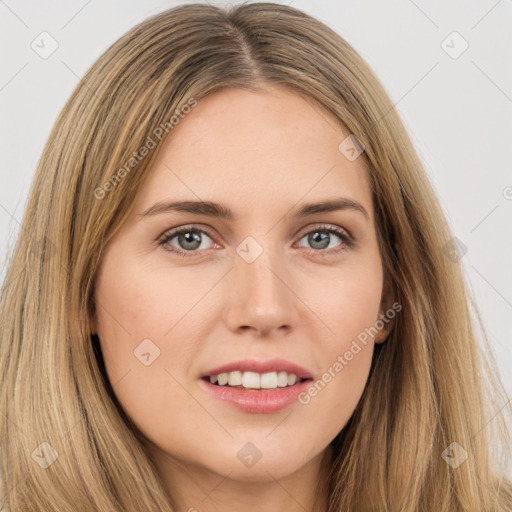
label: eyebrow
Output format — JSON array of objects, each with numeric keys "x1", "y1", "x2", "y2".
[{"x1": 139, "y1": 197, "x2": 370, "y2": 222}]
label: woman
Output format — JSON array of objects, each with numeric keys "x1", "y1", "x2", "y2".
[{"x1": 1, "y1": 3, "x2": 510, "y2": 511}]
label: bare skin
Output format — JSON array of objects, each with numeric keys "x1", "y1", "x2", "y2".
[{"x1": 92, "y1": 86, "x2": 393, "y2": 512}]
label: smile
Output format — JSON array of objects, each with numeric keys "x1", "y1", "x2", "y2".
[
  {"x1": 206, "y1": 370, "x2": 304, "y2": 390},
  {"x1": 199, "y1": 374, "x2": 313, "y2": 414}
]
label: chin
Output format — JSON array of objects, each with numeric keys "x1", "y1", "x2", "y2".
[{"x1": 203, "y1": 440, "x2": 312, "y2": 481}]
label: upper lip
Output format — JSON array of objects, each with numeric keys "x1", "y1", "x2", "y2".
[{"x1": 200, "y1": 358, "x2": 313, "y2": 380}]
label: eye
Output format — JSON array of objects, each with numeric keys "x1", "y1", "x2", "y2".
[
  {"x1": 158, "y1": 225, "x2": 217, "y2": 257},
  {"x1": 158, "y1": 223, "x2": 354, "y2": 258},
  {"x1": 296, "y1": 224, "x2": 353, "y2": 256}
]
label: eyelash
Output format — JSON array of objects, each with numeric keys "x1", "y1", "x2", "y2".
[{"x1": 158, "y1": 223, "x2": 354, "y2": 258}]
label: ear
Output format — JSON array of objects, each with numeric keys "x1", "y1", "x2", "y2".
[
  {"x1": 89, "y1": 315, "x2": 98, "y2": 336},
  {"x1": 374, "y1": 265, "x2": 398, "y2": 344}
]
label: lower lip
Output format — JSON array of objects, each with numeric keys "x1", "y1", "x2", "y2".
[{"x1": 199, "y1": 378, "x2": 312, "y2": 413}]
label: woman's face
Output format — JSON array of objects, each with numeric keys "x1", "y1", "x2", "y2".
[{"x1": 93, "y1": 86, "x2": 392, "y2": 486}]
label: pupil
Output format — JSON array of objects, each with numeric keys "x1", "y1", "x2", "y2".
[
  {"x1": 310, "y1": 231, "x2": 329, "y2": 249},
  {"x1": 179, "y1": 231, "x2": 201, "y2": 250}
]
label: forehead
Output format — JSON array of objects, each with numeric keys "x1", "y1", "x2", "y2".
[{"x1": 133, "y1": 86, "x2": 373, "y2": 223}]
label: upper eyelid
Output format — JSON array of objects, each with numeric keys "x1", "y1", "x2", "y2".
[
  {"x1": 297, "y1": 223, "x2": 351, "y2": 238},
  {"x1": 160, "y1": 224, "x2": 217, "y2": 242}
]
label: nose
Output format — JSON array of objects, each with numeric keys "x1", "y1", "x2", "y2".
[{"x1": 223, "y1": 246, "x2": 300, "y2": 338}]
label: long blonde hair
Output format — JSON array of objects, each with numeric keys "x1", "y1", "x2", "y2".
[{"x1": 1, "y1": 3, "x2": 510, "y2": 510}]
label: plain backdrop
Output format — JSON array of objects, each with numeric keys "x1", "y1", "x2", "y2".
[{"x1": 0, "y1": 0, "x2": 511, "y2": 470}]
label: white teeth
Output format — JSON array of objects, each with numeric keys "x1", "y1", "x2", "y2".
[
  {"x1": 208, "y1": 370, "x2": 302, "y2": 389},
  {"x1": 228, "y1": 371, "x2": 242, "y2": 386},
  {"x1": 287, "y1": 373, "x2": 297, "y2": 386},
  {"x1": 242, "y1": 371, "x2": 260, "y2": 389},
  {"x1": 277, "y1": 371, "x2": 288, "y2": 387},
  {"x1": 260, "y1": 372, "x2": 278, "y2": 389}
]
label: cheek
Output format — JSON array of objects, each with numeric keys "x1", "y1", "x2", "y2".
[
  {"x1": 298, "y1": 259, "x2": 382, "y2": 418},
  {"x1": 310, "y1": 256, "x2": 383, "y2": 348},
  {"x1": 296, "y1": 295, "x2": 378, "y2": 443},
  {"x1": 93, "y1": 247, "x2": 216, "y2": 443},
  {"x1": 94, "y1": 244, "x2": 216, "y2": 345}
]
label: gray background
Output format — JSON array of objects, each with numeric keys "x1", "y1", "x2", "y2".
[{"x1": 0, "y1": 0, "x2": 511, "y2": 469}]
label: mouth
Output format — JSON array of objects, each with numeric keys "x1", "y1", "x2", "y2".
[
  {"x1": 198, "y1": 358, "x2": 314, "y2": 413},
  {"x1": 201, "y1": 370, "x2": 312, "y2": 391},
  {"x1": 199, "y1": 373, "x2": 313, "y2": 413}
]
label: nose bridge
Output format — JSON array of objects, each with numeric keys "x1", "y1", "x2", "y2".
[{"x1": 224, "y1": 235, "x2": 299, "y2": 335}]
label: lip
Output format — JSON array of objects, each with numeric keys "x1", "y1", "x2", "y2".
[
  {"x1": 200, "y1": 358, "x2": 313, "y2": 380},
  {"x1": 198, "y1": 377, "x2": 313, "y2": 413}
]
